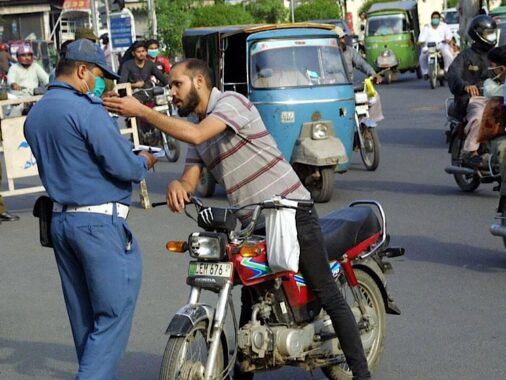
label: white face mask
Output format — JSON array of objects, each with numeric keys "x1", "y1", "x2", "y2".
[
  {"x1": 485, "y1": 31, "x2": 497, "y2": 42},
  {"x1": 484, "y1": 78, "x2": 504, "y2": 98}
]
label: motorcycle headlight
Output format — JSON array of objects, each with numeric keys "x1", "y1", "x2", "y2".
[
  {"x1": 188, "y1": 232, "x2": 227, "y2": 261},
  {"x1": 155, "y1": 94, "x2": 169, "y2": 106},
  {"x1": 312, "y1": 123, "x2": 330, "y2": 140}
]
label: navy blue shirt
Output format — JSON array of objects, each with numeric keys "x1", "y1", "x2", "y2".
[{"x1": 24, "y1": 81, "x2": 148, "y2": 206}]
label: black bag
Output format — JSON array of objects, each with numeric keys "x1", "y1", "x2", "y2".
[{"x1": 33, "y1": 196, "x2": 54, "y2": 248}]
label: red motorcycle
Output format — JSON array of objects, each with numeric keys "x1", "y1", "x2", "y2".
[{"x1": 159, "y1": 196, "x2": 404, "y2": 380}]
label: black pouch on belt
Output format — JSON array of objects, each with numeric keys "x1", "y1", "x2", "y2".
[{"x1": 33, "y1": 196, "x2": 54, "y2": 248}]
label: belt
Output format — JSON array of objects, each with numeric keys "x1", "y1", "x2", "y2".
[{"x1": 53, "y1": 202, "x2": 129, "y2": 219}]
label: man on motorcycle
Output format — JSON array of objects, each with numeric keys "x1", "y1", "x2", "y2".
[
  {"x1": 447, "y1": 14, "x2": 497, "y2": 168},
  {"x1": 335, "y1": 26, "x2": 384, "y2": 122},
  {"x1": 418, "y1": 11, "x2": 454, "y2": 80},
  {"x1": 7, "y1": 44, "x2": 49, "y2": 96},
  {"x1": 103, "y1": 58, "x2": 372, "y2": 380},
  {"x1": 118, "y1": 41, "x2": 168, "y2": 89}
]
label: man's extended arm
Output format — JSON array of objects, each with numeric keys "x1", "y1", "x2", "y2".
[
  {"x1": 350, "y1": 49, "x2": 376, "y2": 77},
  {"x1": 103, "y1": 95, "x2": 228, "y2": 144}
]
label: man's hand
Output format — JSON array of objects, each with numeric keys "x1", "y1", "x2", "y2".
[
  {"x1": 167, "y1": 181, "x2": 191, "y2": 213},
  {"x1": 138, "y1": 150, "x2": 156, "y2": 170},
  {"x1": 465, "y1": 85, "x2": 480, "y2": 97},
  {"x1": 374, "y1": 75, "x2": 383, "y2": 84},
  {"x1": 103, "y1": 95, "x2": 147, "y2": 118},
  {"x1": 132, "y1": 80, "x2": 145, "y2": 89},
  {"x1": 11, "y1": 83, "x2": 23, "y2": 91}
]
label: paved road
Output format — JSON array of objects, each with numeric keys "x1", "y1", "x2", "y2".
[{"x1": 1, "y1": 74, "x2": 506, "y2": 380}]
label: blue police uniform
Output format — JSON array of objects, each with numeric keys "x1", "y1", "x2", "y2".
[{"x1": 24, "y1": 80, "x2": 148, "y2": 380}]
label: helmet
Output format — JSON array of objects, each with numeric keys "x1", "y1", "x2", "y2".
[
  {"x1": 334, "y1": 26, "x2": 348, "y2": 39},
  {"x1": 16, "y1": 44, "x2": 33, "y2": 66},
  {"x1": 468, "y1": 15, "x2": 497, "y2": 52}
]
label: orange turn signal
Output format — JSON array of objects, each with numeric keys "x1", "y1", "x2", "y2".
[
  {"x1": 239, "y1": 244, "x2": 262, "y2": 257},
  {"x1": 166, "y1": 240, "x2": 188, "y2": 253}
]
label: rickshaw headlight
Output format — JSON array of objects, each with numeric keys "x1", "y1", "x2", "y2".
[{"x1": 312, "y1": 123, "x2": 329, "y2": 140}]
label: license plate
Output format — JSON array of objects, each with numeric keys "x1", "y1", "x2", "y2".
[{"x1": 188, "y1": 261, "x2": 233, "y2": 279}]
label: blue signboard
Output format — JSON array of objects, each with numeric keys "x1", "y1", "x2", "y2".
[{"x1": 110, "y1": 12, "x2": 134, "y2": 49}]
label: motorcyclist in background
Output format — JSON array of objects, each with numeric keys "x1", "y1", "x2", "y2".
[
  {"x1": 7, "y1": 44, "x2": 48, "y2": 97},
  {"x1": 335, "y1": 26, "x2": 384, "y2": 122},
  {"x1": 418, "y1": 11, "x2": 454, "y2": 80},
  {"x1": 447, "y1": 15, "x2": 498, "y2": 169}
]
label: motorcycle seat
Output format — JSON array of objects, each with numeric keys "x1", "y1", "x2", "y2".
[{"x1": 320, "y1": 206, "x2": 381, "y2": 260}]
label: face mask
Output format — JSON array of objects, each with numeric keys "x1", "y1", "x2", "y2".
[
  {"x1": 93, "y1": 76, "x2": 106, "y2": 97},
  {"x1": 484, "y1": 78, "x2": 504, "y2": 98},
  {"x1": 431, "y1": 18, "x2": 440, "y2": 26},
  {"x1": 485, "y1": 31, "x2": 497, "y2": 42},
  {"x1": 147, "y1": 49, "x2": 159, "y2": 58},
  {"x1": 84, "y1": 69, "x2": 105, "y2": 97}
]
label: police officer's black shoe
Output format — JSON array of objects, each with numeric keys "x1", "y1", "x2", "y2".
[
  {"x1": 0, "y1": 212, "x2": 20, "y2": 222},
  {"x1": 423, "y1": 74, "x2": 429, "y2": 80}
]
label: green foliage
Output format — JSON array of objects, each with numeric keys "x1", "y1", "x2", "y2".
[
  {"x1": 245, "y1": 0, "x2": 288, "y2": 23},
  {"x1": 155, "y1": 0, "x2": 197, "y2": 59},
  {"x1": 447, "y1": 0, "x2": 459, "y2": 7},
  {"x1": 191, "y1": 3, "x2": 255, "y2": 27},
  {"x1": 294, "y1": 0, "x2": 341, "y2": 21}
]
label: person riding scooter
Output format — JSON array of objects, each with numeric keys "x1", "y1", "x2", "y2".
[
  {"x1": 7, "y1": 44, "x2": 49, "y2": 97},
  {"x1": 447, "y1": 14, "x2": 498, "y2": 169},
  {"x1": 418, "y1": 11, "x2": 454, "y2": 80}
]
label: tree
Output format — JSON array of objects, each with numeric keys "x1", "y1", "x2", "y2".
[
  {"x1": 245, "y1": 0, "x2": 288, "y2": 23},
  {"x1": 191, "y1": 3, "x2": 255, "y2": 27},
  {"x1": 294, "y1": 0, "x2": 341, "y2": 22},
  {"x1": 358, "y1": 0, "x2": 395, "y2": 15},
  {"x1": 155, "y1": 0, "x2": 197, "y2": 59}
]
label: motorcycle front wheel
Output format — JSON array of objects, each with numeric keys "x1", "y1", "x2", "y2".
[
  {"x1": 159, "y1": 321, "x2": 225, "y2": 380},
  {"x1": 429, "y1": 62, "x2": 437, "y2": 89},
  {"x1": 322, "y1": 269, "x2": 386, "y2": 380},
  {"x1": 161, "y1": 132, "x2": 181, "y2": 162},
  {"x1": 359, "y1": 127, "x2": 380, "y2": 171}
]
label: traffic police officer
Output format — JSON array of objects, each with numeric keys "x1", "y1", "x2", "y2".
[{"x1": 24, "y1": 39, "x2": 155, "y2": 379}]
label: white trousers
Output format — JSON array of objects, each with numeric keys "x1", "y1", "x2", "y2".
[{"x1": 419, "y1": 43, "x2": 454, "y2": 75}]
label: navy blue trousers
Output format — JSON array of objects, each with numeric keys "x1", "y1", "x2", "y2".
[{"x1": 51, "y1": 210, "x2": 142, "y2": 380}]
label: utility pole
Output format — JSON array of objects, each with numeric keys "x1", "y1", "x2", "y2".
[
  {"x1": 147, "y1": 0, "x2": 157, "y2": 38},
  {"x1": 290, "y1": 0, "x2": 295, "y2": 23},
  {"x1": 90, "y1": 0, "x2": 100, "y2": 38}
]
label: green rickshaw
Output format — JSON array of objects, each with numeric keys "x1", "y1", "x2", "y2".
[{"x1": 365, "y1": 0, "x2": 421, "y2": 84}]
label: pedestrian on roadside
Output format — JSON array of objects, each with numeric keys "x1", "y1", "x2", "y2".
[
  {"x1": 103, "y1": 58, "x2": 372, "y2": 380},
  {"x1": 24, "y1": 39, "x2": 155, "y2": 380},
  {"x1": 0, "y1": 162, "x2": 20, "y2": 223}
]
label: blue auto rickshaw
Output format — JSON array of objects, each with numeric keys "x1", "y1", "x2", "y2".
[{"x1": 183, "y1": 23, "x2": 355, "y2": 202}]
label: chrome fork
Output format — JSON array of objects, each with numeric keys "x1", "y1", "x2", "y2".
[{"x1": 204, "y1": 281, "x2": 232, "y2": 380}]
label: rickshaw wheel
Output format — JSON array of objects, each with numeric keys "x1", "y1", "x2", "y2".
[{"x1": 308, "y1": 167, "x2": 335, "y2": 203}]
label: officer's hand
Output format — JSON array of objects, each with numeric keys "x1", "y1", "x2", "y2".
[
  {"x1": 374, "y1": 75, "x2": 383, "y2": 84},
  {"x1": 138, "y1": 150, "x2": 156, "y2": 169},
  {"x1": 465, "y1": 85, "x2": 480, "y2": 97},
  {"x1": 167, "y1": 181, "x2": 191, "y2": 213},
  {"x1": 103, "y1": 95, "x2": 147, "y2": 118}
]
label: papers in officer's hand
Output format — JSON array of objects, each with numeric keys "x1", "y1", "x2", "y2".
[{"x1": 132, "y1": 145, "x2": 166, "y2": 158}]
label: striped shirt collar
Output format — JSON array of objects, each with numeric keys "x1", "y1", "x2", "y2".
[{"x1": 205, "y1": 87, "x2": 223, "y2": 116}]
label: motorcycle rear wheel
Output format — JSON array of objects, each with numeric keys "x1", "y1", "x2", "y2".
[
  {"x1": 159, "y1": 321, "x2": 225, "y2": 380},
  {"x1": 322, "y1": 269, "x2": 386, "y2": 380},
  {"x1": 450, "y1": 136, "x2": 480, "y2": 192},
  {"x1": 359, "y1": 127, "x2": 380, "y2": 171}
]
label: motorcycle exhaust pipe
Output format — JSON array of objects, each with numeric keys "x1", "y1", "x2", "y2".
[
  {"x1": 490, "y1": 223, "x2": 506, "y2": 237},
  {"x1": 444, "y1": 166, "x2": 476, "y2": 175}
]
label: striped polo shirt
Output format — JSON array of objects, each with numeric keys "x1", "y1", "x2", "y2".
[{"x1": 185, "y1": 88, "x2": 310, "y2": 207}]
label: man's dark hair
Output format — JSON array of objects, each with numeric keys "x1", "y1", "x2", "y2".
[
  {"x1": 131, "y1": 40, "x2": 146, "y2": 52},
  {"x1": 174, "y1": 58, "x2": 214, "y2": 90},
  {"x1": 488, "y1": 46, "x2": 506, "y2": 66},
  {"x1": 55, "y1": 59, "x2": 94, "y2": 77},
  {"x1": 431, "y1": 11, "x2": 441, "y2": 18},
  {"x1": 146, "y1": 39, "x2": 160, "y2": 48}
]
